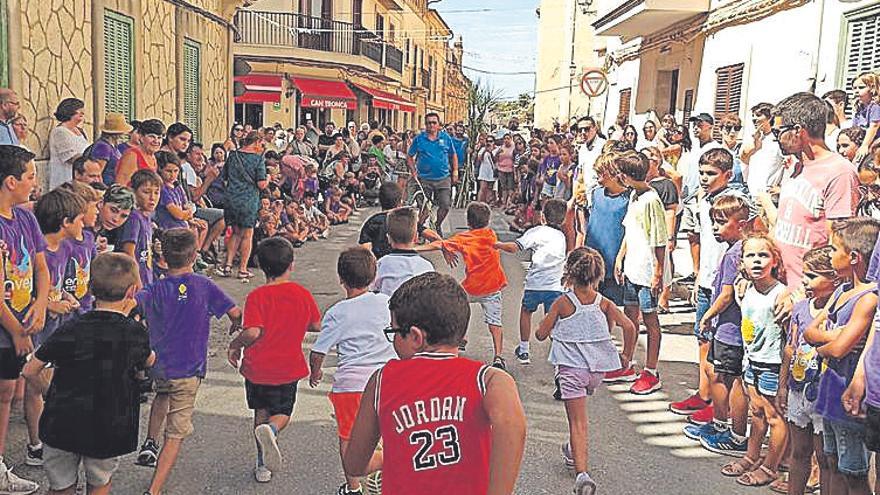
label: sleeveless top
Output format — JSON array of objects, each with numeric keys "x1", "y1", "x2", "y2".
[
  {"x1": 377, "y1": 353, "x2": 490, "y2": 495},
  {"x1": 815, "y1": 283, "x2": 874, "y2": 424},
  {"x1": 548, "y1": 292, "x2": 621, "y2": 371},
  {"x1": 788, "y1": 299, "x2": 819, "y2": 394}
]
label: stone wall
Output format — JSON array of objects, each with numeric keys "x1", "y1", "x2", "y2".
[
  {"x1": 19, "y1": 0, "x2": 94, "y2": 158},
  {"x1": 141, "y1": 0, "x2": 177, "y2": 122},
  {"x1": 201, "y1": 22, "x2": 230, "y2": 145}
]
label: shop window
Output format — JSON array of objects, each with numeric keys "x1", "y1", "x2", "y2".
[
  {"x1": 183, "y1": 39, "x2": 201, "y2": 140},
  {"x1": 104, "y1": 10, "x2": 135, "y2": 120}
]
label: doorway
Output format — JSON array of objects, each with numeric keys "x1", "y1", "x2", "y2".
[{"x1": 654, "y1": 69, "x2": 680, "y2": 116}]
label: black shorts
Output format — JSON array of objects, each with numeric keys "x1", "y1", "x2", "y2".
[
  {"x1": 0, "y1": 348, "x2": 25, "y2": 380},
  {"x1": 245, "y1": 380, "x2": 298, "y2": 417},
  {"x1": 865, "y1": 404, "x2": 880, "y2": 453},
  {"x1": 709, "y1": 338, "x2": 744, "y2": 377}
]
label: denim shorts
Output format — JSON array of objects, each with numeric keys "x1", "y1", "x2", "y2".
[
  {"x1": 521, "y1": 290, "x2": 563, "y2": 313},
  {"x1": 469, "y1": 291, "x2": 503, "y2": 327},
  {"x1": 598, "y1": 278, "x2": 624, "y2": 307},
  {"x1": 622, "y1": 277, "x2": 658, "y2": 313},
  {"x1": 743, "y1": 361, "x2": 780, "y2": 397},
  {"x1": 694, "y1": 286, "x2": 713, "y2": 341},
  {"x1": 787, "y1": 389, "x2": 823, "y2": 434},
  {"x1": 823, "y1": 419, "x2": 870, "y2": 477}
]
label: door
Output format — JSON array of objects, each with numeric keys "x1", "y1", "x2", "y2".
[{"x1": 654, "y1": 70, "x2": 679, "y2": 117}]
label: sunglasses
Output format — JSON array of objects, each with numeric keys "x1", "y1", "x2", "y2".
[
  {"x1": 383, "y1": 325, "x2": 409, "y2": 342},
  {"x1": 771, "y1": 124, "x2": 798, "y2": 141},
  {"x1": 578, "y1": 126, "x2": 594, "y2": 132},
  {"x1": 234, "y1": 127, "x2": 244, "y2": 132},
  {"x1": 722, "y1": 125, "x2": 742, "y2": 133}
]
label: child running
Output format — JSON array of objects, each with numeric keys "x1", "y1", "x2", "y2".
[
  {"x1": 720, "y1": 234, "x2": 788, "y2": 487},
  {"x1": 536, "y1": 247, "x2": 631, "y2": 495},
  {"x1": 227, "y1": 237, "x2": 321, "y2": 483},
  {"x1": 372, "y1": 207, "x2": 434, "y2": 297},
  {"x1": 309, "y1": 247, "x2": 397, "y2": 494},
  {"x1": 342, "y1": 272, "x2": 526, "y2": 495},
  {"x1": 496, "y1": 198, "x2": 568, "y2": 365},
  {"x1": 416, "y1": 202, "x2": 508, "y2": 369},
  {"x1": 805, "y1": 218, "x2": 879, "y2": 495}
]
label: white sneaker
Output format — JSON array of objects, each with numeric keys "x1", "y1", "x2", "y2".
[
  {"x1": 561, "y1": 443, "x2": 575, "y2": 469},
  {"x1": 573, "y1": 472, "x2": 597, "y2": 495},
  {"x1": 254, "y1": 464, "x2": 271, "y2": 483},
  {"x1": 0, "y1": 466, "x2": 38, "y2": 494},
  {"x1": 254, "y1": 424, "x2": 282, "y2": 472}
]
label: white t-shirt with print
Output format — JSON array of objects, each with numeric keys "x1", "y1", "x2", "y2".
[
  {"x1": 744, "y1": 133, "x2": 785, "y2": 197},
  {"x1": 622, "y1": 189, "x2": 671, "y2": 288},
  {"x1": 516, "y1": 225, "x2": 567, "y2": 291}
]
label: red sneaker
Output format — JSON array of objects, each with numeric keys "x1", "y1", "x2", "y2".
[
  {"x1": 630, "y1": 370, "x2": 662, "y2": 395},
  {"x1": 669, "y1": 393, "x2": 711, "y2": 415},
  {"x1": 603, "y1": 366, "x2": 637, "y2": 383},
  {"x1": 687, "y1": 405, "x2": 715, "y2": 425}
]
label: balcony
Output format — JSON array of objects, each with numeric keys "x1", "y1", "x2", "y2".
[
  {"x1": 420, "y1": 68, "x2": 431, "y2": 90},
  {"x1": 592, "y1": 0, "x2": 710, "y2": 38},
  {"x1": 386, "y1": 46, "x2": 403, "y2": 73},
  {"x1": 356, "y1": 29, "x2": 384, "y2": 65}
]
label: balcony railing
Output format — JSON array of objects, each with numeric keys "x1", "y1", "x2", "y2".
[
  {"x1": 386, "y1": 46, "x2": 403, "y2": 73},
  {"x1": 235, "y1": 11, "x2": 359, "y2": 55},
  {"x1": 357, "y1": 30, "x2": 385, "y2": 65},
  {"x1": 420, "y1": 68, "x2": 431, "y2": 89}
]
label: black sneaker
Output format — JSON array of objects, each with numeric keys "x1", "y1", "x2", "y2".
[
  {"x1": 458, "y1": 339, "x2": 467, "y2": 352},
  {"x1": 337, "y1": 483, "x2": 363, "y2": 495},
  {"x1": 492, "y1": 356, "x2": 507, "y2": 371},
  {"x1": 135, "y1": 438, "x2": 159, "y2": 467},
  {"x1": 25, "y1": 443, "x2": 43, "y2": 466},
  {"x1": 514, "y1": 348, "x2": 531, "y2": 365}
]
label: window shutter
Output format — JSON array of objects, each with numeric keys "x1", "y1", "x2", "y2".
[
  {"x1": 104, "y1": 10, "x2": 135, "y2": 120},
  {"x1": 183, "y1": 39, "x2": 201, "y2": 140},
  {"x1": 714, "y1": 63, "x2": 744, "y2": 140},
  {"x1": 683, "y1": 89, "x2": 694, "y2": 123},
  {"x1": 618, "y1": 88, "x2": 632, "y2": 119},
  {"x1": 844, "y1": 12, "x2": 880, "y2": 101}
]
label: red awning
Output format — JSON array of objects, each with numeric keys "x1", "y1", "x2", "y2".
[
  {"x1": 351, "y1": 83, "x2": 416, "y2": 112},
  {"x1": 234, "y1": 74, "x2": 283, "y2": 104},
  {"x1": 293, "y1": 78, "x2": 357, "y2": 110}
]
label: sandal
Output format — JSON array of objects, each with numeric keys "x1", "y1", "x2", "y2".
[
  {"x1": 768, "y1": 473, "x2": 788, "y2": 494},
  {"x1": 215, "y1": 265, "x2": 232, "y2": 277},
  {"x1": 736, "y1": 465, "x2": 778, "y2": 487},
  {"x1": 721, "y1": 456, "x2": 760, "y2": 477},
  {"x1": 237, "y1": 270, "x2": 254, "y2": 280}
]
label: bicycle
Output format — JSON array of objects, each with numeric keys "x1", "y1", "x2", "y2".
[{"x1": 409, "y1": 177, "x2": 438, "y2": 232}]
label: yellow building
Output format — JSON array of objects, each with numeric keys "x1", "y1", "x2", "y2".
[
  {"x1": 233, "y1": 0, "x2": 460, "y2": 132},
  {"x1": 534, "y1": 0, "x2": 601, "y2": 129},
  {"x1": 444, "y1": 36, "x2": 469, "y2": 124},
  {"x1": 2, "y1": 0, "x2": 244, "y2": 165}
]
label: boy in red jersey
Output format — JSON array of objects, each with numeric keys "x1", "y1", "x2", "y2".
[{"x1": 343, "y1": 272, "x2": 526, "y2": 495}]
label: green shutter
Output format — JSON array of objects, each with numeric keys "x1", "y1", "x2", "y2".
[
  {"x1": 844, "y1": 11, "x2": 880, "y2": 95},
  {"x1": 0, "y1": 0, "x2": 8, "y2": 87},
  {"x1": 183, "y1": 39, "x2": 201, "y2": 140},
  {"x1": 104, "y1": 10, "x2": 134, "y2": 120}
]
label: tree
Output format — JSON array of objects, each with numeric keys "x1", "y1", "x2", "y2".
[{"x1": 456, "y1": 79, "x2": 502, "y2": 206}]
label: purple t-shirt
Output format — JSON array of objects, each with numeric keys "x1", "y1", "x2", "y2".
[
  {"x1": 137, "y1": 273, "x2": 235, "y2": 380},
  {"x1": 788, "y1": 298, "x2": 819, "y2": 391},
  {"x1": 116, "y1": 209, "x2": 154, "y2": 288},
  {"x1": 62, "y1": 231, "x2": 97, "y2": 313},
  {"x1": 0, "y1": 207, "x2": 49, "y2": 347},
  {"x1": 712, "y1": 241, "x2": 743, "y2": 346},
  {"x1": 36, "y1": 243, "x2": 70, "y2": 347},
  {"x1": 539, "y1": 155, "x2": 561, "y2": 187},
  {"x1": 92, "y1": 138, "x2": 122, "y2": 186},
  {"x1": 156, "y1": 185, "x2": 188, "y2": 230},
  {"x1": 865, "y1": 324, "x2": 880, "y2": 408},
  {"x1": 853, "y1": 101, "x2": 880, "y2": 129}
]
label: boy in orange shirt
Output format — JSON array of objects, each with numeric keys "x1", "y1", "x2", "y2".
[{"x1": 416, "y1": 201, "x2": 508, "y2": 369}]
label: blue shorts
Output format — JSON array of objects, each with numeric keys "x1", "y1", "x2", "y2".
[
  {"x1": 598, "y1": 278, "x2": 624, "y2": 307},
  {"x1": 622, "y1": 278, "x2": 658, "y2": 313},
  {"x1": 694, "y1": 286, "x2": 713, "y2": 341},
  {"x1": 823, "y1": 419, "x2": 869, "y2": 477},
  {"x1": 744, "y1": 362, "x2": 780, "y2": 397},
  {"x1": 521, "y1": 290, "x2": 562, "y2": 313}
]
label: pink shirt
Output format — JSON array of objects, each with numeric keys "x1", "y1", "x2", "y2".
[
  {"x1": 774, "y1": 153, "x2": 858, "y2": 289},
  {"x1": 496, "y1": 143, "x2": 515, "y2": 173}
]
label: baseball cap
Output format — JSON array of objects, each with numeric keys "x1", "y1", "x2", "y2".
[{"x1": 688, "y1": 112, "x2": 715, "y2": 125}]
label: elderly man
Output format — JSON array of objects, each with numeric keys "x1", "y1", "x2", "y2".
[
  {"x1": 72, "y1": 155, "x2": 103, "y2": 186},
  {"x1": 0, "y1": 89, "x2": 21, "y2": 145}
]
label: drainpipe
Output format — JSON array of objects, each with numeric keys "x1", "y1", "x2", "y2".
[
  {"x1": 567, "y1": 0, "x2": 578, "y2": 123},
  {"x1": 809, "y1": 0, "x2": 826, "y2": 92}
]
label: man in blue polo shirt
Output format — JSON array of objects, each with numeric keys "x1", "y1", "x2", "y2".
[
  {"x1": 451, "y1": 122, "x2": 469, "y2": 168},
  {"x1": 0, "y1": 89, "x2": 21, "y2": 146},
  {"x1": 408, "y1": 112, "x2": 459, "y2": 235}
]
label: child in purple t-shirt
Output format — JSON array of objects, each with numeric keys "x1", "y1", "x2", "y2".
[
  {"x1": 117, "y1": 169, "x2": 162, "y2": 288},
  {"x1": 852, "y1": 73, "x2": 880, "y2": 163},
  {"x1": 691, "y1": 194, "x2": 754, "y2": 455},
  {"x1": 136, "y1": 228, "x2": 242, "y2": 495},
  {"x1": 58, "y1": 180, "x2": 102, "y2": 314},
  {"x1": 156, "y1": 151, "x2": 192, "y2": 231}
]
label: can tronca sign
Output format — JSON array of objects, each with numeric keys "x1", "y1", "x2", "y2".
[{"x1": 305, "y1": 99, "x2": 350, "y2": 109}]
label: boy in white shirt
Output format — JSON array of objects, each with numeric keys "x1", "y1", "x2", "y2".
[
  {"x1": 372, "y1": 207, "x2": 434, "y2": 297},
  {"x1": 309, "y1": 246, "x2": 396, "y2": 495},
  {"x1": 495, "y1": 198, "x2": 568, "y2": 365}
]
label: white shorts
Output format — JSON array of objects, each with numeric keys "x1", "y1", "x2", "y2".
[
  {"x1": 44, "y1": 444, "x2": 119, "y2": 490},
  {"x1": 787, "y1": 388, "x2": 824, "y2": 434},
  {"x1": 469, "y1": 291, "x2": 503, "y2": 327}
]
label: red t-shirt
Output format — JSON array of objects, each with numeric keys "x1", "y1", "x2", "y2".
[{"x1": 241, "y1": 282, "x2": 320, "y2": 385}]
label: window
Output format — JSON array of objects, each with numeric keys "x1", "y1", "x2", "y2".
[
  {"x1": 405, "y1": 38, "x2": 410, "y2": 64},
  {"x1": 389, "y1": 23, "x2": 395, "y2": 42},
  {"x1": 714, "y1": 63, "x2": 744, "y2": 121},
  {"x1": 183, "y1": 39, "x2": 201, "y2": 140},
  {"x1": 682, "y1": 89, "x2": 694, "y2": 123},
  {"x1": 842, "y1": 6, "x2": 880, "y2": 95},
  {"x1": 104, "y1": 10, "x2": 135, "y2": 120},
  {"x1": 376, "y1": 14, "x2": 385, "y2": 38},
  {"x1": 618, "y1": 88, "x2": 632, "y2": 119}
]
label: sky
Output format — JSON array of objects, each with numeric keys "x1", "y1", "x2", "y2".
[{"x1": 433, "y1": 0, "x2": 539, "y2": 100}]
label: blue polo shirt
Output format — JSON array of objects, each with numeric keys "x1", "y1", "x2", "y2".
[
  {"x1": 408, "y1": 130, "x2": 454, "y2": 181},
  {"x1": 0, "y1": 121, "x2": 19, "y2": 146},
  {"x1": 451, "y1": 135, "x2": 468, "y2": 165}
]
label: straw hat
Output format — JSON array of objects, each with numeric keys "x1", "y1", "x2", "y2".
[{"x1": 100, "y1": 112, "x2": 133, "y2": 134}]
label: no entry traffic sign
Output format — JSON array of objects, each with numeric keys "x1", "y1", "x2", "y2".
[{"x1": 581, "y1": 69, "x2": 608, "y2": 98}]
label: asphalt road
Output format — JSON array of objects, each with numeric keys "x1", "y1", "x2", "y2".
[{"x1": 4, "y1": 207, "x2": 759, "y2": 494}]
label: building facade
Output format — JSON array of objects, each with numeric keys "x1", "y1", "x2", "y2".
[
  {"x1": 534, "y1": 0, "x2": 601, "y2": 130},
  {"x1": 444, "y1": 36, "x2": 469, "y2": 124},
  {"x1": 2, "y1": 0, "x2": 243, "y2": 165},
  {"x1": 233, "y1": 0, "x2": 463, "y2": 132},
  {"x1": 592, "y1": 0, "x2": 880, "y2": 137}
]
